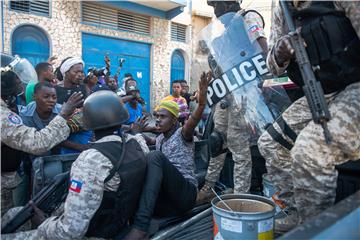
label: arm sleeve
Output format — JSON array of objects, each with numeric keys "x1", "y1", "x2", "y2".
[
  {"x1": 266, "y1": 6, "x2": 290, "y2": 76},
  {"x1": 130, "y1": 134, "x2": 150, "y2": 154},
  {"x1": 38, "y1": 150, "x2": 112, "y2": 239},
  {"x1": 243, "y1": 11, "x2": 267, "y2": 42},
  {"x1": 335, "y1": 1, "x2": 360, "y2": 39},
  {"x1": 1, "y1": 106, "x2": 70, "y2": 155}
]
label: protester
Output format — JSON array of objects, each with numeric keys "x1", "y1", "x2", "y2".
[
  {"x1": 20, "y1": 82, "x2": 62, "y2": 150},
  {"x1": 25, "y1": 62, "x2": 56, "y2": 105},
  {"x1": 120, "y1": 78, "x2": 139, "y2": 103},
  {"x1": 105, "y1": 76, "x2": 118, "y2": 93},
  {"x1": 84, "y1": 70, "x2": 99, "y2": 93},
  {"x1": 124, "y1": 85, "x2": 143, "y2": 125},
  {"x1": 161, "y1": 80, "x2": 189, "y2": 125},
  {"x1": 53, "y1": 57, "x2": 92, "y2": 154},
  {"x1": 14, "y1": 82, "x2": 62, "y2": 206},
  {"x1": 117, "y1": 73, "x2": 134, "y2": 97},
  {"x1": 179, "y1": 80, "x2": 192, "y2": 106},
  {"x1": 55, "y1": 57, "x2": 88, "y2": 104},
  {"x1": 124, "y1": 72, "x2": 211, "y2": 239}
]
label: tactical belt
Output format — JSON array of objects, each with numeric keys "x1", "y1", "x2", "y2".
[{"x1": 266, "y1": 116, "x2": 297, "y2": 151}]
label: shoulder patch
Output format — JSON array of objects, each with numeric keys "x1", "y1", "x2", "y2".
[
  {"x1": 7, "y1": 113, "x2": 23, "y2": 125},
  {"x1": 248, "y1": 24, "x2": 261, "y2": 33},
  {"x1": 69, "y1": 179, "x2": 83, "y2": 193}
]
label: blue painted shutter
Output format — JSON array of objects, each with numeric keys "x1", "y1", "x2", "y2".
[
  {"x1": 170, "y1": 50, "x2": 185, "y2": 85},
  {"x1": 12, "y1": 25, "x2": 50, "y2": 66}
]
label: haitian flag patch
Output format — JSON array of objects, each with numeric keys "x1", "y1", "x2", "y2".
[
  {"x1": 69, "y1": 179, "x2": 83, "y2": 193},
  {"x1": 249, "y1": 24, "x2": 260, "y2": 33}
]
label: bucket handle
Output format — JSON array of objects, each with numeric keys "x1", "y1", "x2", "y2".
[{"x1": 211, "y1": 188, "x2": 234, "y2": 212}]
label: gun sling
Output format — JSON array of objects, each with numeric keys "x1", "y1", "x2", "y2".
[{"x1": 266, "y1": 116, "x2": 298, "y2": 151}]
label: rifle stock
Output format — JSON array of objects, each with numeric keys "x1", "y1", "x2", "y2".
[
  {"x1": 1, "y1": 171, "x2": 70, "y2": 234},
  {"x1": 280, "y1": 0, "x2": 332, "y2": 143}
]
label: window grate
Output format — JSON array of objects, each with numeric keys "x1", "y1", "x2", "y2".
[
  {"x1": 82, "y1": 2, "x2": 151, "y2": 35},
  {"x1": 171, "y1": 22, "x2": 187, "y2": 43},
  {"x1": 10, "y1": 0, "x2": 50, "y2": 17}
]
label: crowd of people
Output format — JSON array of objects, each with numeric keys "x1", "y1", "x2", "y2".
[
  {"x1": 1, "y1": 48, "x2": 211, "y2": 239},
  {"x1": 1, "y1": 0, "x2": 359, "y2": 239}
]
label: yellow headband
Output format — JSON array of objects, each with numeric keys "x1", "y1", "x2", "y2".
[{"x1": 158, "y1": 100, "x2": 179, "y2": 118}]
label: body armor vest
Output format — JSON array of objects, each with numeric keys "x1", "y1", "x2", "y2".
[
  {"x1": 1, "y1": 144, "x2": 23, "y2": 172},
  {"x1": 85, "y1": 138, "x2": 146, "y2": 238},
  {"x1": 287, "y1": 1, "x2": 360, "y2": 94},
  {"x1": 1, "y1": 106, "x2": 24, "y2": 172}
]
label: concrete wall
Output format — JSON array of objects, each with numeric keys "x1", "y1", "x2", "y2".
[{"x1": 2, "y1": 0, "x2": 192, "y2": 108}]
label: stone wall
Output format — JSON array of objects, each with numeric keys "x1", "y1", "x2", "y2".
[{"x1": 2, "y1": 0, "x2": 192, "y2": 108}]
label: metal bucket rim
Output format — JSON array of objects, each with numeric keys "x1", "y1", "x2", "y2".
[{"x1": 211, "y1": 193, "x2": 276, "y2": 216}]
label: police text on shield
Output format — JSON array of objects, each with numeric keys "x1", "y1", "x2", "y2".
[{"x1": 207, "y1": 53, "x2": 269, "y2": 107}]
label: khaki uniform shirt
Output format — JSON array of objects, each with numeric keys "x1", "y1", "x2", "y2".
[{"x1": 1, "y1": 99, "x2": 70, "y2": 155}]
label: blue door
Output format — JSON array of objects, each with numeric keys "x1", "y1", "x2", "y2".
[
  {"x1": 170, "y1": 50, "x2": 185, "y2": 87},
  {"x1": 82, "y1": 33, "x2": 151, "y2": 110},
  {"x1": 12, "y1": 25, "x2": 50, "y2": 66}
]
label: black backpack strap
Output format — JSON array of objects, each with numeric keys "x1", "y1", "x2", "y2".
[
  {"x1": 241, "y1": 9, "x2": 265, "y2": 28},
  {"x1": 91, "y1": 136, "x2": 126, "y2": 183},
  {"x1": 265, "y1": 116, "x2": 298, "y2": 151}
]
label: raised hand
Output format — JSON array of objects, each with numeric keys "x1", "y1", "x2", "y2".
[
  {"x1": 198, "y1": 71, "x2": 212, "y2": 106},
  {"x1": 47, "y1": 55, "x2": 58, "y2": 65},
  {"x1": 60, "y1": 92, "x2": 84, "y2": 119},
  {"x1": 105, "y1": 55, "x2": 110, "y2": 67},
  {"x1": 131, "y1": 115, "x2": 149, "y2": 133}
]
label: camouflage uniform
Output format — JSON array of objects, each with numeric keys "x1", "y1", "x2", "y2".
[
  {"x1": 258, "y1": 1, "x2": 360, "y2": 223},
  {"x1": 204, "y1": 10, "x2": 266, "y2": 194},
  {"x1": 1, "y1": 134, "x2": 149, "y2": 240},
  {"x1": 1, "y1": 99, "x2": 70, "y2": 216}
]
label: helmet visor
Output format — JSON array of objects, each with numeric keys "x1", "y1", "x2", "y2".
[{"x1": 11, "y1": 57, "x2": 38, "y2": 84}]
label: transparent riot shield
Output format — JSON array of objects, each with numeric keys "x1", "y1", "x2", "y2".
[{"x1": 201, "y1": 12, "x2": 291, "y2": 137}]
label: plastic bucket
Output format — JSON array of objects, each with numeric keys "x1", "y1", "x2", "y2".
[
  {"x1": 262, "y1": 174, "x2": 276, "y2": 198},
  {"x1": 212, "y1": 194, "x2": 275, "y2": 240}
]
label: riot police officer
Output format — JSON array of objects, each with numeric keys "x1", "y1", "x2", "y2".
[
  {"x1": 258, "y1": 0, "x2": 360, "y2": 232},
  {"x1": 197, "y1": 0, "x2": 268, "y2": 201}
]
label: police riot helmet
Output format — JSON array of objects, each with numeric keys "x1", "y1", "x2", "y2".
[
  {"x1": 1, "y1": 53, "x2": 37, "y2": 84},
  {"x1": 1, "y1": 53, "x2": 36, "y2": 106},
  {"x1": 83, "y1": 90, "x2": 129, "y2": 130},
  {"x1": 207, "y1": 0, "x2": 241, "y2": 17}
]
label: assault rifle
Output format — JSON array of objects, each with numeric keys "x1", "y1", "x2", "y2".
[
  {"x1": 280, "y1": 0, "x2": 332, "y2": 143},
  {"x1": 1, "y1": 171, "x2": 70, "y2": 234}
]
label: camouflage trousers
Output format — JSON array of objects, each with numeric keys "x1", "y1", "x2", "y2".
[
  {"x1": 205, "y1": 93, "x2": 251, "y2": 194},
  {"x1": 258, "y1": 82, "x2": 360, "y2": 223},
  {"x1": 1, "y1": 171, "x2": 21, "y2": 216}
]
